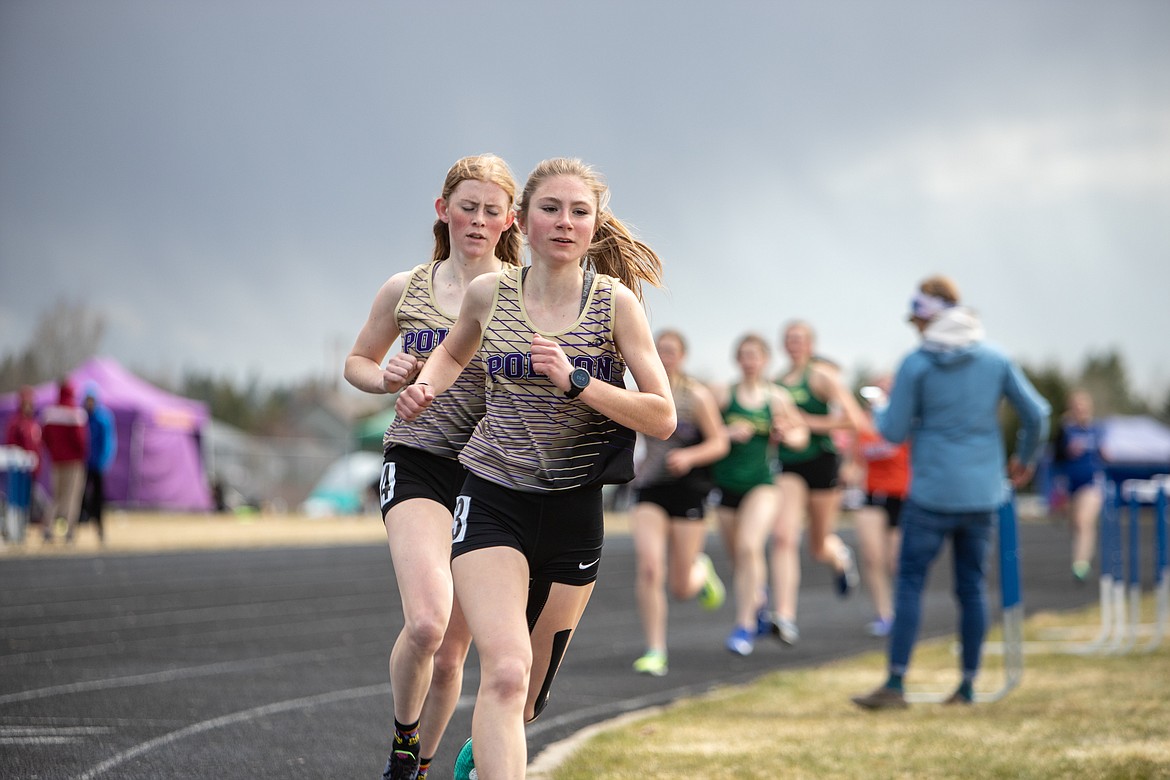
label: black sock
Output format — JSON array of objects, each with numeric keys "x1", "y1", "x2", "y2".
[
  {"x1": 393, "y1": 719, "x2": 420, "y2": 763},
  {"x1": 416, "y1": 756, "x2": 432, "y2": 778}
]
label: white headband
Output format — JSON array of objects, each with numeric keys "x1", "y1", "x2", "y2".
[{"x1": 908, "y1": 292, "x2": 953, "y2": 321}]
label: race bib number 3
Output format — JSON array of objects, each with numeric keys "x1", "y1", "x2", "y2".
[{"x1": 452, "y1": 495, "x2": 470, "y2": 543}]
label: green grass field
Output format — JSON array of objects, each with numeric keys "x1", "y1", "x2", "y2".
[{"x1": 544, "y1": 602, "x2": 1170, "y2": 779}]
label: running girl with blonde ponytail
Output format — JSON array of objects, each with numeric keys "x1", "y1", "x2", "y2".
[{"x1": 397, "y1": 157, "x2": 675, "y2": 779}]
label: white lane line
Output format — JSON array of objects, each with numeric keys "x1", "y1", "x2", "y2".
[
  {"x1": 0, "y1": 726, "x2": 114, "y2": 735},
  {"x1": 4, "y1": 588, "x2": 386, "y2": 640},
  {"x1": 0, "y1": 725, "x2": 114, "y2": 747},
  {"x1": 0, "y1": 642, "x2": 386, "y2": 704},
  {"x1": 1, "y1": 613, "x2": 384, "y2": 667},
  {"x1": 77, "y1": 683, "x2": 392, "y2": 780}
]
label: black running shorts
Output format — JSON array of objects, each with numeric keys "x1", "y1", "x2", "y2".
[
  {"x1": 634, "y1": 481, "x2": 709, "y2": 520},
  {"x1": 379, "y1": 445, "x2": 467, "y2": 517},
  {"x1": 452, "y1": 473, "x2": 604, "y2": 586},
  {"x1": 779, "y1": 450, "x2": 840, "y2": 491},
  {"x1": 864, "y1": 492, "x2": 905, "y2": 528}
]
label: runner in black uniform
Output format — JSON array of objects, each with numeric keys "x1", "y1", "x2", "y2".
[{"x1": 629, "y1": 329, "x2": 730, "y2": 676}]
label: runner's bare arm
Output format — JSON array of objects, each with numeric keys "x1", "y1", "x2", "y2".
[{"x1": 344, "y1": 271, "x2": 420, "y2": 394}]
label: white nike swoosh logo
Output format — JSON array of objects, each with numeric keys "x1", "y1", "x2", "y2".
[{"x1": 578, "y1": 558, "x2": 600, "y2": 570}]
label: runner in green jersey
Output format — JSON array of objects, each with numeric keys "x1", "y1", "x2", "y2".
[
  {"x1": 772, "y1": 320, "x2": 871, "y2": 645},
  {"x1": 711, "y1": 334, "x2": 808, "y2": 656}
]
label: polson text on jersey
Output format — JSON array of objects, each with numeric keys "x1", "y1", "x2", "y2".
[
  {"x1": 487, "y1": 353, "x2": 617, "y2": 383},
  {"x1": 402, "y1": 328, "x2": 449, "y2": 355}
]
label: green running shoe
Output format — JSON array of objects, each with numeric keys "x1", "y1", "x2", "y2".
[
  {"x1": 452, "y1": 737, "x2": 476, "y2": 780},
  {"x1": 696, "y1": 552, "x2": 726, "y2": 610},
  {"x1": 632, "y1": 649, "x2": 668, "y2": 676}
]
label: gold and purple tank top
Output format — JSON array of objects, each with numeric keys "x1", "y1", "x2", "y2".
[
  {"x1": 458, "y1": 265, "x2": 634, "y2": 493},
  {"x1": 383, "y1": 261, "x2": 487, "y2": 458}
]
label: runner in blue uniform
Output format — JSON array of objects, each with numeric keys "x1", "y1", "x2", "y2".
[{"x1": 1053, "y1": 389, "x2": 1105, "y2": 582}]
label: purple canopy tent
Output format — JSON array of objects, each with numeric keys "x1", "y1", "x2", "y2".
[{"x1": 0, "y1": 357, "x2": 213, "y2": 511}]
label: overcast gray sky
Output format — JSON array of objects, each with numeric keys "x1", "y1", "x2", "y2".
[{"x1": 2, "y1": 1, "x2": 1168, "y2": 401}]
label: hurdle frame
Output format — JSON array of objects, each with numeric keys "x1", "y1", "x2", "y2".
[
  {"x1": 1130, "y1": 478, "x2": 1168, "y2": 653},
  {"x1": 1007, "y1": 483, "x2": 1125, "y2": 654},
  {"x1": 989, "y1": 476, "x2": 1169, "y2": 657},
  {"x1": 1094, "y1": 478, "x2": 1168, "y2": 654},
  {"x1": 1, "y1": 445, "x2": 36, "y2": 544},
  {"x1": 1146, "y1": 482, "x2": 1169, "y2": 652}
]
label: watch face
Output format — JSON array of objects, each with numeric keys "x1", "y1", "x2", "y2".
[{"x1": 571, "y1": 367, "x2": 591, "y2": 388}]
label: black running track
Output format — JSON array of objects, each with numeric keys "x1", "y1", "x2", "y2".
[{"x1": 1, "y1": 521, "x2": 1093, "y2": 779}]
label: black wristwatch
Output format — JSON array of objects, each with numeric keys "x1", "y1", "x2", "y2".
[{"x1": 565, "y1": 367, "x2": 591, "y2": 399}]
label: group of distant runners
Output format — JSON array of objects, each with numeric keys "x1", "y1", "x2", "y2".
[{"x1": 628, "y1": 321, "x2": 887, "y2": 675}]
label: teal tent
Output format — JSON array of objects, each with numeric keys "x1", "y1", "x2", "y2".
[{"x1": 354, "y1": 407, "x2": 395, "y2": 452}]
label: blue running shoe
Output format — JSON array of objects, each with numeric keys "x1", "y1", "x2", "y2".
[
  {"x1": 725, "y1": 626, "x2": 754, "y2": 656},
  {"x1": 755, "y1": 607, "x2": 773, "y2": 638},
  {"x1": 453, "y1": 737, "x2": 476, "y2": 780},
  {"x1": 866, "y1": 617, "x2": 893, "y2": 638}
]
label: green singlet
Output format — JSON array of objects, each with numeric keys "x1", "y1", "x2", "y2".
[
  {"x1": 710, "y1": 385, "x2": 774, "y2": 496},
  {"x1": 776, "y1": 367, "x2": 835, "y2": 464}
]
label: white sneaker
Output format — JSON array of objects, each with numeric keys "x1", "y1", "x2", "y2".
[
  {"x1": 835, "y1": 545, "x2": 859, "y2": 598},
  {"x1": 772, "y1": 615, "x2": 800, "y2": 646}
]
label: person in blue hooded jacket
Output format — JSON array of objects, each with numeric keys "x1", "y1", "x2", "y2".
[
  {"x1": 80, "y1": 383, "x2": 117, "y2": 543},
  {"x1": 852, "y1": 275, "x2": 1049, "y2": 709}
]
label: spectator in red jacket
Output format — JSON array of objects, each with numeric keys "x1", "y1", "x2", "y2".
[
  {"x1": 4, "y1": 386, "x2": 49, "y2": 537},
  {"x1": 5, "y1": 386, "x2": 43, "y2": 480},
  {"x1": 40, "y1": 380, "x2": 88, "y2": 543}
]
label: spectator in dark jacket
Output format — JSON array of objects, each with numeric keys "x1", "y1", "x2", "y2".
[{"x1": 41, "y1": 380, "x2": 88, "y2": 543}]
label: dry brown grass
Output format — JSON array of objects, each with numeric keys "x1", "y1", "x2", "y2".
[
  {"x1": 2, "y1": 509, "x2": 388, "y2": 556},
  {"x1": 540, "y1": 603, "x2": 1170, "y2": 780},
  {"x1": 4, "y1": 509, "x2": 636, "y2": 557}
]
